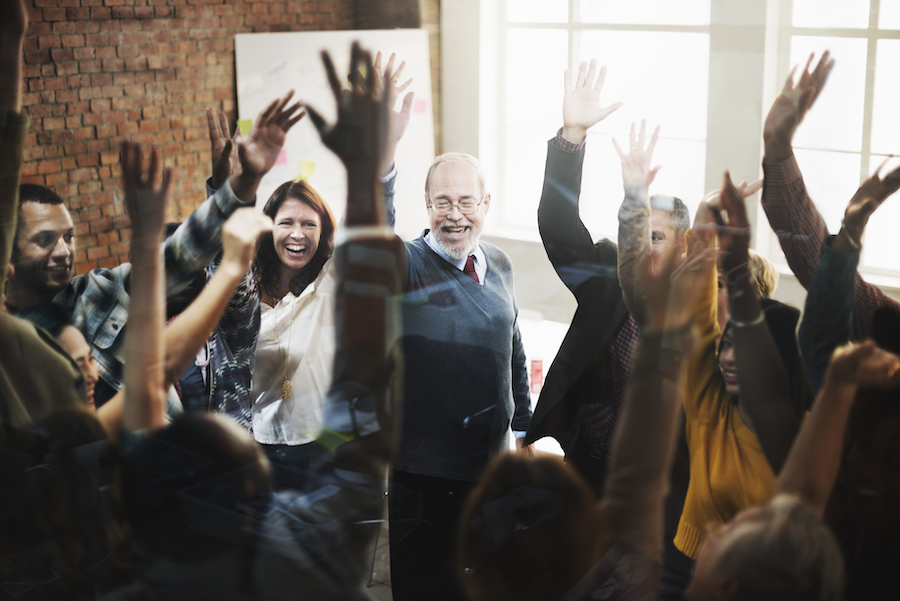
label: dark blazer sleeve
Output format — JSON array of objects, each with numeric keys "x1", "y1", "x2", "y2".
[
  {"x1": 538, "y1": 140, "x2": 615, "y2": 300},
  {"x1": 525, "y1": 139, "x2": 629, "y2": 449}
]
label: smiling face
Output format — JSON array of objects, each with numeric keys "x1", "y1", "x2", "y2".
[
  {"x1": 56, "y1": 324, "x2": 99, "y2": 408},
  {"x1": 718, "y1": 326, "x2": 740, "y2": 396},
  {"x1": 13, "y1": 201, "x2": 75, "y2": 303},
  {"x1": 426, "y1": 159, "x2": 490, "y2": 260},
  {"x1": 272, "y1": 197, "x2": 322, "y2": 280}
]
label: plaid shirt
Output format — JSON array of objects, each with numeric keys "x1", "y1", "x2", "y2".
[
  {"x1": 12, "y1": 180, "x2": 254, "y2": 392},
  {"x1": 761, "y1": 156, "x2": 900, "y2": 341}
]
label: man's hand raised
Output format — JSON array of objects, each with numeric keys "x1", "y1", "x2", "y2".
[
  {"x1": 763, "y1": 51, "x2": 834, "y2": 162},
  {"x1": 612, "y1": 119, "x2": 661, "y2": 188},
  {"x1": 562, "y1": 59, "x2": 623, "y2": 145}
]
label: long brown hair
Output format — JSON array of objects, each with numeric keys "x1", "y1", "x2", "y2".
[{"x1": 253, "y1": 180, "x2": 336, "y2": 298}]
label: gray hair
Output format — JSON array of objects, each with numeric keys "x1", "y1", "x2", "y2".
[
  {"x1": 424, "y1": 153, "x2": 488, "y2": 199},
  {"x1": 714, "y1": 494, "x2": 844, "y2": 601},
  {"x1": 649, "y1": 194, "x2": 690, "y2": 236}
]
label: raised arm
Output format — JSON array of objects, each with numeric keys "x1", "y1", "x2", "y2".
[
  {"x1": 776, "y1": 342, "x2": 900, "y2": 517},
  {"x1": 799, "y1": 163, "x2": 900, "y2": 394},
  {"x1": 538, "y1": 60, "x2": 622, "y2": 294},
  {"x1": 615, "y1": 120, "x2": 661, "y2": 327},
  {"x1": 602, "y1": 220, "x2": 711, "y2": 557},
  {"x1": 306, "y1": 43, "x2": 405, "y2": 479},
  {"x1": 0, "y1": 0, "x2": 28, "y2": 292},
  {"x1": 163, "y1": 94, "x2": 303, "y2": 294},
  {"x1": 163, "y1": 208, "x2": 272, "y2": 386},
  {"x1": 714, "y1": 173, "x2": 799, "y2": 472},
  {"x1": 120, "y1": 141, "x2": 171, "y2": 432}
]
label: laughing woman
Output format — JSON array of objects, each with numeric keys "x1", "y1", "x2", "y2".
[
  {"x1": 250, "y1": 181, "x2": 339, "y2": 485},
  {"x1": 247, "y1": 53, "x2": 413, "y2": 488}
]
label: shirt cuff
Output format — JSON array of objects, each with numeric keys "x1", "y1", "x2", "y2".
[
  {"x1": 551, "y1": 127, "x2": 586, "y2": 153},
  {"x1": 380, "y1": 163, "x2": 397, "y2": 183},
  {"x1": 513, "y1": 430, "x2": 526, "y2": 438}
]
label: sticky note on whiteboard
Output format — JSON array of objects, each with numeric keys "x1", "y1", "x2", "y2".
[
  {"x1": 413, "y1": 99, "x2": 427, "y2": 115},
  {"x1": 296, "y1": 161, "x2": 315, "y2": 180},
  {"x1": 237, "y1": 119, "x2": 252, "y2": 134},
  {"x1": 275, "y1": 149, "x2": 287, "y2": 165}
]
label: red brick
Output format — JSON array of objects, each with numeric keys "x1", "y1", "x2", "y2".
[
  {"x1": 43, "y1": 117, "x2": 66, "y2": 130},
  {"x1": 53, "y1": 21, "x2": 77, "y2": 35},
  {"x1": 39, "y1": 35, "x2": 61, "y2": 49},
  {"x1": 65, "y1": 116, "x2": 82, "y2": 128},
  {"x1": 117, "y1": 122, "x2": 138, "y2": 135},
  {"x1": 56, "y1": 61, "x2": 79, "y2": 76},
  {"x1": 111, "y1": 6, "x2": 134, "y2": 19},
  {"x1": 25, "y1": 50, "x2": 52, "y2": 64},
  {"x1": 64, "y1": 142, "x2": 87, "y2": 155},
  {"x1": 70, "y1": 168, "x2": 95, "y2": 183},
  {"x1": 100, "y1": 151, "x2": 120, "y2": 165},
  {"x1": 97, "y1": 47, "x2": 117, "y2": 60},
  {"x1": 73, "y1": 47, "x2": 95, "y2": 61},
  {"x1": 61, "y1": 34, "x2": 86, "y2": 48},
  {"x1": 43, "y1": 8, "x2": 67, "y2": 21},
  {"x1": 45, "y1": 172, "x2": 68, "y2": 186},
  {"x1": 77, "y1": 154, "x2": 100, "y2": 168},
  {"x1": 38, "y1": 160, "x2": 62, "y2": 174},
  {"x1": 43, "y1": 77, "x2": 66, "y2": 91},
  {"x1": 97, "y1": 124, "x2": 118, "y2": 138},
  {"x1": 67, "y1": 7, "x2": 91, "y2": 20},
  {"x1": 74, "y1": 127, "x2": 96, "y2": 141},
  {"x1": 87, "y1": 245, "x2": 109, "y2": 260}
]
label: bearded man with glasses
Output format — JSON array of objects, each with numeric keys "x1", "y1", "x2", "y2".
[{"x1": 387, "y1": 151, "x2": 533, "y2": 601}]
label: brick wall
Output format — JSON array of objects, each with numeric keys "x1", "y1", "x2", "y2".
[{"x1": 20, "y1": 0, "x2": 357, "y2": 274}]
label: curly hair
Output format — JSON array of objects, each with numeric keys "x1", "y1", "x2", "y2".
[{"x1": 252, "y1": 180, "x2": 336, "y2": 299}]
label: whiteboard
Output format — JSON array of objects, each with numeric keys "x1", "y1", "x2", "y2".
[{"x1": 235, "y1": 30, "x2": 435, "y2": 241}]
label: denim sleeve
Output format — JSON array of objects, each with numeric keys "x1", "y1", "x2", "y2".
[{"x1": 798, "y1": 236, "x2": 858, "y2": 396}]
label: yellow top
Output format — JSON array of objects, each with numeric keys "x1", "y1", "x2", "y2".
[{"x1": 673, "y1": 230, "x2": 777, "y2": 559}]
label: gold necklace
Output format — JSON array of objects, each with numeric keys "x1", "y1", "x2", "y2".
[{"x1": 270, "y1": 288, "x2": 293, "y2": 400}]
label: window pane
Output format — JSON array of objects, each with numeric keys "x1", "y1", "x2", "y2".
[
  {"x1": 578, "y1": 134, "x2": 707, "y2": 240},
  {"x1": 871, "y1": 40, "x2": 900, "y2": 155},
  {"x1": 579, "y1": 31, "x2": 709, "y2": 141},
  {"x1": 580, "y1": 0, "x2": 710, "y2": 26},
  {"x1": 791, "y1": 37, "x2": 867, "y2": 152},
  {"x1": 508, "y1": 0, "x2": 568, "y2": 24},
  {"x1": 861, "y1": 155, "x2": 900, "y2": 270},
  {"x1": 503, "y1": 126, "x2": 559, "y2": 228},
  {"x1": 793, "y1": 149, "x2": 862, "y2": 233},
  {"x1": 881, "y1": 0, "x2": 900, "y2": 28},
  {"x1": 792, "y1": 0, "x2": 870, "y2": 29},
  {"x1": 506, "y1": 29, "x2": 569, "y2": 129}
]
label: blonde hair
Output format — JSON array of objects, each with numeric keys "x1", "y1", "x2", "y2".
[
  {"x1": 747, "y1": 248, "x2": 779, "y2": 299},
  {"x1": 714, "y1": 495, "x2": 844, "y2": 601}
]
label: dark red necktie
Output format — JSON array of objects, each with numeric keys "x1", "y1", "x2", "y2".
[{"x1": 463, "y1": 255, "x2": 479, "y2": 283}]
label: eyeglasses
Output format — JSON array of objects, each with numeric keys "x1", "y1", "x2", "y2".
[{"x1": 428, "y1": 197, "x2": 486, "y2": 216}]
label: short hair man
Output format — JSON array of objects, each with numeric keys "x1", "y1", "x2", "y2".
[
  {"x1": 6, "y1": 97, "x2": 300, "y2": 406},
  {"x1": 387, "y1": 152, "x2": 532, "y2": 601}
]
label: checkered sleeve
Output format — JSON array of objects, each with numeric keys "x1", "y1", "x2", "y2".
[
  {"x1": 762, "y1": 156, "x2": 900, "y2": 341},
  {"x1": 551, "y1": 127, "x2": 587, "y2": 153}
]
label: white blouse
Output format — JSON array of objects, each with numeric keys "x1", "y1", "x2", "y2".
[{"x1": 251, "y1": 258, "x2": 336, "y2": 445}]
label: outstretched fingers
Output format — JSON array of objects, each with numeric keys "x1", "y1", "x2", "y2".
[
  {"x1": 574, "y1": 60, "x2": 588, "y2": 90},
  {"x1": 322, "y1": 50, "x2": 343, "y2": 102}
]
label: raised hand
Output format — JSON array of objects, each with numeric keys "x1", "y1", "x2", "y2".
[
  {"x1": 562, "y1": 59, "x2": 623, "y2": 144},
  {"x1": 237, "y1": 91, "x2": 305, "y2": 178},
  {"x1": 206, "y1": 108, "x2": 241, "y2": 190},
  {"x1": 372, "y1": 51, "x2": 415, "y2": 174},
  {"x1": 220, "y1": 208, "x2": 273, "y2": 274},
  {"x1": 306, "y1": 42, "x2": 388, "y2": 168},
  {"x1": 120, "y1": 140, "x2": 173, "y2": 246},
  {"x1": 826, "y1": 341, "x2": 900, "y2": 389},
  {"x1": 837, "y1": 159, "x2": 900, "y2": 249},
  {"x1": 764, "y1": 51, "x2": 834, "y2": 161},
  {"x1": 612, "y1": 119, "x2": 661, "y2": 188},
  {"x1": 709, "y1": 171, "x2": 753, "y2": 274}
]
